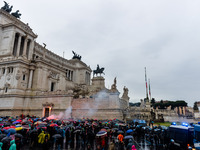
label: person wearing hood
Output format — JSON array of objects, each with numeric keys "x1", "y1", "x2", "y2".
[
  {"x1": 126, "y1": 139, "x2": 134, "y2": 150},
  {"x1": 38, "y1": 131, "x2": 45, "y2": 144},
  {"x1": 131, "y1": 145, "x2": 137, "y2": 150},
  {"x1": 0, "y1": 142, "x2": 3, "y2": 150},
  {"x1": 9, "y1": 140, "x2": 16, "y2": 150}
]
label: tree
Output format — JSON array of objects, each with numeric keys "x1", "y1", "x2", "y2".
[
  {"x1": 151, "y1": 98, "x2": 155, "y2": 107},
  {"x1": 193, "y1": 102, "x2": 199, "y2": 112}
]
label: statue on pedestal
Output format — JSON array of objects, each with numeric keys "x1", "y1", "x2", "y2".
[
  {"x1": 121, "y1": 86, "x2": 130, "y2": 100},
  {"x1": 93, "y1": 64, "x2": 105, "y2": 77},
  {"x1": 110, "y1": 77, "x2": 119, "y2": 92}
]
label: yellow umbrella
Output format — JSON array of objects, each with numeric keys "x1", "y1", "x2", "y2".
[{"x1": 15, "y1": 127, "x2": 23, "y2": 131}]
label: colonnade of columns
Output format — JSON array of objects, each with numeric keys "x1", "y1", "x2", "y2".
[
  {"x1": 66, "y1": 69, "x2": 73, "y2": 81},
  {"x1": 13, "y1": 33, "x2": 31, "y2": 58}
]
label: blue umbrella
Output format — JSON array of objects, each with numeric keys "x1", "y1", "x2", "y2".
[
  {"x1": 124, "y1": 135, "x2": 134, "y2": 140},
  {"x1": 12, "y1": 121, "x2": 20, "y2": 124},
  {"x1": 6, "y1": 128, "x2": 16, "y2": 135},
  {"x1": 126, "y1": 129, "x2": 133, "y2": 133}
]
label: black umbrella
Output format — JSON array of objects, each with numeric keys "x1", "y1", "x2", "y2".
[
  {"x1": 124, "y1": 135, "x2": 134, "y2": 140},
  {"x1": 1, "y1": 136, "x2": 12, "y2": 143},
  {"x1": 0, "y1": 134, "x2": 6, "y2": 140},
  {"x1": 52, "y1": 134, "x2": 62, "y2": 139},
  {"x1": 37, "y1": 124, "x2": 46, "y2": 128},
  {"x1": 23, "y1": 121, "x2": 32, "y2": 125},
  {"x1": 117, "y1": 130, "x2": 124, "y2": 134},
  {"x1": 14, "y1": 133, "x2": 23, "y2": 138}
]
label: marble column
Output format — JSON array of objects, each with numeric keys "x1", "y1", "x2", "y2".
[
  {"x1": 16, "y1": 35, "x2": 22, "y2": 57},
  {"x1": 28, "y1": 69, "x2": 33, "y2": 89},
  {"x1": 22, "y1": 37, "x2": 28, "y2": 57}
]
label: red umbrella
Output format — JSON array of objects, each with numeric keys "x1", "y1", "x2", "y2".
[
  {"x1": 3, "y1": 127, "x2": 10, "y2": 130},
  {"x1": 50, "y1": 123, "x2": 58, "y2": 127},
  {"x1": 100, "y1": 129, "x2": 107, "y2": 132}
]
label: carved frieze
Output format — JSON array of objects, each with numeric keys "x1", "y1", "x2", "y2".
[{"x1": 48, "y1": 70, "x2": 59, "y2": 80}]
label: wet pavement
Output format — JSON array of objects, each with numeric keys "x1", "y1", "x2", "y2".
[{"x1": 19, "y1": 136, "x2": 167, "y2": 150}]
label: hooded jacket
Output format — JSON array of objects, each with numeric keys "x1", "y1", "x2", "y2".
[
  {"x1": 38, "y1": 131, "x2": 45, "y2": 144},
  {"x1": 9, "y1": 140, "x2": 16, "y2": 150},
  {"x1": 0, "y1": 142, "x2": 3, "y2": 150},
  {"x1": 131, "y1": 145, "x2": 137, "y2": 150}
]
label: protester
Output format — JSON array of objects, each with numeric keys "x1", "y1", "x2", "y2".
[
  {"x1": 131, "y1": 145, "x2": 137, "y2": 150},
  {"x1": 9, "y1": 140, "x2": 16, "y2": 150},
  {"x1": 0, "y1": 142, "x2": 3, "y2": 150}
]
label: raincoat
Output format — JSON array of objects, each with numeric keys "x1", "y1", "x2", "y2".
[
  {"x1": 38, "y1": 131, "x2": 45, "y2": 144},
  {"x1": 9, "y1": 140, "x2": 16, "y2": 150},
  {"x1": 131, "y1": 145, "x2": 137, "y2": 150},
  {"x1": 118, "y1": 134, "x2": 124, "y2": 142},
  {"x1": 127, "y1": 139, "x2": 134, "y2": 150},
  {"x1": 0, "y1": 142, "x2": 3, "y2": 150}
]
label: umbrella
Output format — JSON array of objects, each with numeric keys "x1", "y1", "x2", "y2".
[
  {"x1": 1, "y1": 136, "x2": 12, "y2": 143},
  {"x1": 22, "y1": 125, "x2": 30, "y2": 129},
  {"x1": 37, "y1": 124, "x2": 46, "y2": 128},
  {"x1": 100, "y1": 129, "x2": 107, "y2": 132},
  {"x1": 40, "y1": 122, "x2": 47, "y2": 125},
  {"x1": 117, "y1": 130, "x2": 124, "y2": 134},
  {"x1": 15, "y1": 127, "x2": 23, "y2": 131},
  {"x1": 3, "y1": 127, "x2": 10, "y2": 130},
  {"x1": 22, "y1": 121, "x2": 32, "y2": 125},
  {"x1": 96, "y1": 131, "x2": 107, "y2": 137},
  {"x1": 112, "y1": 128, "x2": 118, "y2": 131},
  {"x1": 74, "y1": 129, "x2": 81, "y2": 133},
  {"x1": 0, "y1": 134, "x2": 6, "y2": 140},
  {"x1": 124, "y1": 135, "x2": 134, "y2": 140},
  {"x1": 118, "y1": 123, "x2": 126, "y2": 126},
  {"x1": 34, "y1": 121, "x2": 42, "y2": 125},
  {"x1": 52, "y1": 134, "x2": 62, "y2": 138},
  {"x1": 3, "y1": 122, "x2": 11, "y2": 126},
  {"x1": 15, "y1": 125, "x2": 21, "y2": 128},
  {"x1": 12, "y1": 121, "x2": 20, "y2": 124},
  {"x1": 50, "y1": 123, "x2": 58, "y2": 127},
  {"x1": 14, "y1": 133, "x2": 23, "y2": 138},
  {"x1": 7, "y1": 128, "x2": 16, "y2": 134},
  {"x1": 126, "y1": 129, "x2": 133, "y2": 134}
]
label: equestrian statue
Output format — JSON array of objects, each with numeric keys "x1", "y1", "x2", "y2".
[{"x1": 93, "y1": 64, "x2": 105, "y2": 77}]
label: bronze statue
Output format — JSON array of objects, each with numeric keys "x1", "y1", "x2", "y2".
[
  {"x1": 93, "y1": 64, "x2": 105, "y2": 76},
  {"x1": 1, "y1": 1, "x2": 12, "y2": 13},
  {"x1": 72, "y1": 51, "x2": 81, "y2": 60},
  {"x1": 11, "y1": 10, "x2": 21, "y2": 19}
]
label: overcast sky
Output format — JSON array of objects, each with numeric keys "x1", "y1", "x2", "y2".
[{"x1": 3, "y1": 0, "x2": 200, "y2": 106}]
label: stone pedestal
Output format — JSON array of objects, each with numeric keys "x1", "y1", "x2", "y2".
[{"x1": 91, "y1": 76, "x2": 105, "y2": 89}]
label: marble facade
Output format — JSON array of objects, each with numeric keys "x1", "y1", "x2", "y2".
[{"x1": 0, "y1": 9, "x2": 129, "y2": 120}]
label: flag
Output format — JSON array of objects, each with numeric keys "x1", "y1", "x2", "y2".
[
  {"x1": 149, "y1": 79, "x2": 151, "y2": 100},
  {"x1": 145, "y1": 67, "x2": 149, "y2": 99}
]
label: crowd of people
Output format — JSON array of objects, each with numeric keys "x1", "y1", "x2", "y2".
[{"x1": 0, "y1": 115, "x2": 175, "y2": 150}]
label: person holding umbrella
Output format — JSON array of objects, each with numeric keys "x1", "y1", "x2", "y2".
[
  {"x1": 117, "y1": 133, "x2": 124, "y2": 150},
  {"x1": 9, "y1": 140, "x2": 16, "y2": 150},
  {"x1": 0, "y1": 142, "x2": 3, "y2": 150}
]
